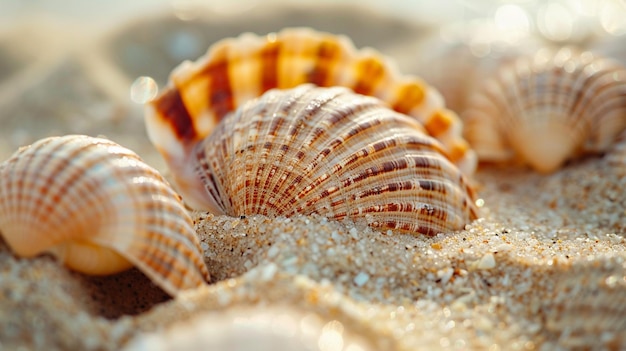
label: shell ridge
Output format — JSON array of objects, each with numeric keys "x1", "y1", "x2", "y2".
[
  {"x1": 194, "y1": 130, "x2": 229, "y2": 214},
  {"x1": 4, "y1": 143, "x2": 48, "y2": 252},
  {"x1": 12, "y1": 137, "x2": 112, "y2": 254},
  {"x1": 229, "y1": 89, "x2": 291, "y2": 215},
  {"x1": 274, "y1": 88, "x2": 391, "y2": 215}
]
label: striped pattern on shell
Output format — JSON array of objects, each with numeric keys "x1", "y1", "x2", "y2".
[
  {"x1": 0, "y1": 135, "x2": 210, "y2": 296},
  {"x1": 463, "y1": 47, "x2": 626, "y2": 173},
  {"x1": 145, "y1": 28, "x2": 477, "y2": 209},
  {"x1": 190, "y1": 85, "x2": 478, "y2": 235}
]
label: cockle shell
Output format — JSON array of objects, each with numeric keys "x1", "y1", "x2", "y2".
[
  {"x1": 164, "y1": 84, "x2": 478, "y2": 235},
  {"x1": 411, "y1": 21, "x2": 541, "y2": 115},
  {"x1": 145, "y1": 28, "x2": 477, "y2": 210},
  {"x1": 463, "y1": 47, "x2": 626, "y2": 173},
  {"x1": 0, "y1": 135, "x2": 210, "y2": 296}
]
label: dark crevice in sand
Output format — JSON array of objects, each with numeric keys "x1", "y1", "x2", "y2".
[
  {"x1": 0, "y1": 235, "x2": 173, "y2": 320},
  {"x1": 78, "y1": 269, "x2": 171, "y2": 319}
]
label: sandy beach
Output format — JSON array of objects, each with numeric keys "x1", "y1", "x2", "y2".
[{"x1": 0, "y1": 3, "x2": 625, "y2": 350}]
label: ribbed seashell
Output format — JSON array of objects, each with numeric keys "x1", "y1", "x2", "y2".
[
  {"x1": 181, "y1": 84, "x2": 478, "y2": 236},
  {"x1": 0, "y1": 135, "x2": 210, "y2": 296},
  {"x1": 543, "y1": 264, "x2": 626, "y2": 348},
  {"x1": 463, "y1": 47, "x2": 626, "y2": 173},
  {"x1": 410, "y1": 21, "x2": 541, "y2": 115},
  {"x1": 145, "y1": 28, "x2": 476, "y2": 210}
]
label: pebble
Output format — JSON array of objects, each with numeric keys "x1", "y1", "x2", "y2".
[
  {"x1": 477, "y1": 253, "x2": 496, "y2": 270},
  {"x1": 353, "y1": 272, "x2": 370, "y2": 287}
]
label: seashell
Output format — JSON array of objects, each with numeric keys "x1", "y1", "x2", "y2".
[
  {"x1": 144, "y1": 28, "x2": 477, "y2": 208},
  {"x1": 463, "y1": 47, "x2": 626, "y2": 173},
  {"x1": 0, "y1": 135, "x2": 210, "y2": 296},
  {"x1": 172, "y1": 84, "x2": 479, "y2": 236},
  {"x1": 410, "y1": 21, "x2": 541, "y2": 115},
  {"x1": 543, "y1": 264, "x2": 626, "y2": 348}
]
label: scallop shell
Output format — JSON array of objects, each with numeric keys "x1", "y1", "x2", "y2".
[
  {"x1": 145, "y1": 28, "x2": 476, "y2": 209},
  {"x1": 188, "y1": 84, "x2": 478, "y2": 235},
  {"x1": 411, "y1": 21, "x2": 541, "y2": 115},
  {"x1": 463, "y1": 47, "x2": 626, "y2": 173},
  {"x1": 0, "y1": 135, "x2": 210, "y2": 296}
]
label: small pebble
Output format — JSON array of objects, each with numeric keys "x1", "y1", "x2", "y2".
[
  {"x1": 353, "y1": 272, "x2": 370, "y2": 287},
  {"x1": 477, "y1": 253, "x2": 496, "y2": 270}
]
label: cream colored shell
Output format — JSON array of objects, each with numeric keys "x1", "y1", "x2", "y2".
[
  {"x1": 463, "y1": 47, "x2": 626, "y2": 173},
  {"x1": 411, "y1": 21, "x2": 541, "y2": 115},
  {"x1": 0, "y1": 135, "x2": 210, "y2": 296},
  {"x1": 144, "y1": 28, "x2": 476, "y2": 210},
  {"x1": 190, "y1": 85, "x2": 478, "y2": 235}
]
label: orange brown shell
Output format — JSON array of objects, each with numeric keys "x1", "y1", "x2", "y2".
[{"x1": 145, "y1": 28, "x2": 476, "y2": 209}]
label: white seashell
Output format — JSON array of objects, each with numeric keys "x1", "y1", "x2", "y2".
[
  {"x1": 144, "y1": 28, "x2": 477, "y2": 208},
  {"x1": 0, "y1": 135, "x2": 210, "y2": 296},
  {"x1": 411, "y1": 21, "x2": 541, "y2": 115},
  {"x1": 463, "y1": 47, "x2": 626, "y2": 173},
  {"x1": 181, "y1": 84, "x2": 478, "y2": 235}
]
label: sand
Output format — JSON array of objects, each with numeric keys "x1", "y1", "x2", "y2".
[{"x1": 1, "y1": 3, "x2": 625, "y2": 351}]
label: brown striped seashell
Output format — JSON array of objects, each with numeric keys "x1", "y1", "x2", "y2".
[
  {"x1": 145, "y1": 28, "x2": 477, "y2": 209},
  {"x1": 0, "y1": 135, "x2": 210, "y2": 296},
  {"x1": 463, "y1": 47, "x2": 626, "y2": 173},
  {"x1": 161, "y1": 84, "x2": 478, "y2": 236}
]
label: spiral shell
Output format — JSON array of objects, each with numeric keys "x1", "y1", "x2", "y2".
[
  {"x1": 463, "y1": 47, "x2": 626, "y2": 173},
  {"x1": 187, "y1": 84, "x2": 478, "y2": 235},
  {"x1": 145, "y1": 28, "x2": 476, "y2": 209},
  {"x1": 0, "y1": 135, "x2": 210, "y2": 296}
]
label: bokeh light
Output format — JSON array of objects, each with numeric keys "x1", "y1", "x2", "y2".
[{"x1": 130, "y1": 76, "x2": 158, "y2": 104}]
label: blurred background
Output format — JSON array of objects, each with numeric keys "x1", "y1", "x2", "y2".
[
  {"x1": 1, "y1": 0, "x2": 625, "y2": 168},
  {"x1": 3, "y1": 0, "x2": 626, "y2": 36}
]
